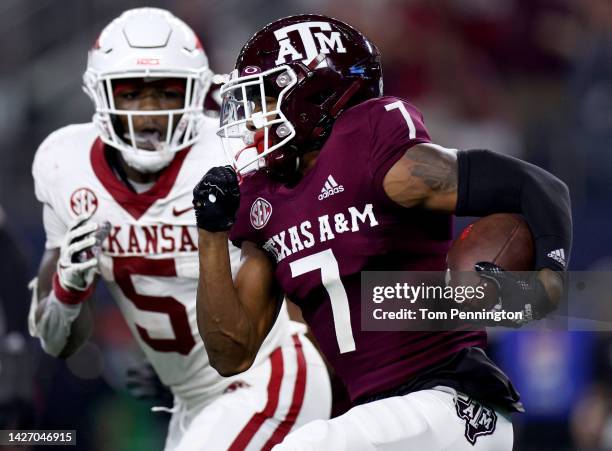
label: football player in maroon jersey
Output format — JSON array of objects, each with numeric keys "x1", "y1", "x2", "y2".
[{"x1": 193, "y1": 14, "x2": 571, "y2": 450}]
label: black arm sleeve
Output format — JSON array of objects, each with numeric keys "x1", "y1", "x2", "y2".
[{"x1": 456, "y1": 149, "x2": 572, "y2": 271}]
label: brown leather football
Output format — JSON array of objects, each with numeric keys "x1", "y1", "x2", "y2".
[
  {"x1": 447, "y1": 214, "x2": 534, "y2": 308},
  {"x1": 448, "y1": 214, "x2": 534, "y2": 271}
]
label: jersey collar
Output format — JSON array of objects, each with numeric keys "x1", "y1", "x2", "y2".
[{"x1": 90, "y1": 138, "x2": 190, "y2": 220}]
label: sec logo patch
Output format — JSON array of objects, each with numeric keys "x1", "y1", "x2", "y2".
[
  {"x1": 250, "y1": 197, "x2": 272, "y2": 229},
  {"x1": 70, "y1": 187, "x2": 99, "y2": 217}
]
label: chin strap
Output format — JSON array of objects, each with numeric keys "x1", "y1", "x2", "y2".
[
  {"x1": 330, "y1": 79, "x2": 364, "y2": 117},
  {"x1": 311, "y1": 80, "x2": 364, "y2": 142},
  {"x1": 306, "y1": 53, "x2": 327, "y2": 70}
]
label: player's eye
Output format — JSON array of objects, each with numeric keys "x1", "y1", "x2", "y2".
[
  {"x1": 237, "y1": 101, "x2": 256, "y2": 117},
  {"x1": 162, "y1": 89, "x2": 184, "y2": 100},
  {"x1": 118, "y1": 90, "x2": 140, "y2": 101}
]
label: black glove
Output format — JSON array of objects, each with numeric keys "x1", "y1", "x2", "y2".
[
  {"x1": 193, "y1": 166, "x2": 240, "y2": 232},
  {"x1": 126, "y1": 362, "x2": 173, "y2": 406},
  {"x1": 475, "y1": 262, "x2": 554, "y2": 327}
]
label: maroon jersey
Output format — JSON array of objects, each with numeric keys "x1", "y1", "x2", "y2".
[{"x1": 230, "y1": 96, "x2": 487, "y2": 402}]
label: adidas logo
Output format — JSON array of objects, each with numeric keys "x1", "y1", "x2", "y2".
[
  {"x1": 547, "y1": 248, "x2": 566, "y2": 267},
  {"x1": 318, "y1": 175, "x2": 344, "y2": 200}
]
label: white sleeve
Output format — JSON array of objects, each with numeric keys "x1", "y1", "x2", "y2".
[
  {"x1": 33, "y1": 134, "x2": 68, "y2": 249},
  {"x1": 42, "y1": 203, "x2": 67, "y2": 249}
]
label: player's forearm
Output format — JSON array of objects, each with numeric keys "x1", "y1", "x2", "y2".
[
  {"x1": 197, "y1": 230, "x2": 258, "y2": 376},
  {"x1": 31, "y1": 249, "x2": 93, "y2": 357},
  {"x1": 32, "y1": 283, "x2": 93, "y2": 358}
]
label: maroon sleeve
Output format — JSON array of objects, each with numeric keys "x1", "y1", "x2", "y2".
[
  {"x1": 229, "y1": 204, "x2": 249, "y2": 248},
  {"x1": 365, "y1": 96, "x2": 431, "y2": 206},
  {"x1": 228, "y1": 173, "x2": 264, "y2": 248}
]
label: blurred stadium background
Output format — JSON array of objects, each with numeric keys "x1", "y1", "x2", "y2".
[{"x1": 1, "y1": 0, "x2": 611, "y2": 449}]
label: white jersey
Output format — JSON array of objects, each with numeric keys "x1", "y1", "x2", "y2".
[{"x1": 32, "y1": 118, "x2": 291, "y2": 401}]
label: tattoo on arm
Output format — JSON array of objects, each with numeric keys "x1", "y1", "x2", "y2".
[
  {"x1": 406, "y1": 146, "x2": 457, "y2": 193},
  {"x1": 383, "y1": 143, "x2": 458, "y2": 210}
]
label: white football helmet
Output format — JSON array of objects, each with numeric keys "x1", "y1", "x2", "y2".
[{"x1": 83, "y1": 8, "x2": 212, "y2": 173}]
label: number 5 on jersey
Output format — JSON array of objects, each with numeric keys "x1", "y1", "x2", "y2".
[
  {"x1": 113, "y1": 257, "x2": 196, "y2": 355},
  {"x1": 290, "y1": 249, "x2": 356, "y2": 354}
]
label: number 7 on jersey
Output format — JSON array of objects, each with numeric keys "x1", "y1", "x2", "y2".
[
  {"x1": 385, "y1": 101, "x2": 416, "y2": 139},
  {"x1": 290, "y1": 249, "x2": 356, "y2": 354}
]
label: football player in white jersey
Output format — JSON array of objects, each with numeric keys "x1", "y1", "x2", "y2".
[{"x1": 29, "y1": 8, "x2": 331, "y2": 451}]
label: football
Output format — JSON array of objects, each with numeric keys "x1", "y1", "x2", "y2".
[
  {"x1": 446, "y1": 214, "x2": 535, "y2": 308},
  {"x1": 448, "y1": 214, "x2": 534, "y2": 271}
]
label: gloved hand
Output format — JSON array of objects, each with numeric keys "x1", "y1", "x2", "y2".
[
  {"x1": 475, "y1": 262, "x2": 554, "y2": 327},
  {"x1": 193, "y1": 166, "x2": 240, "y2": 232},
  {"x1": 54, "y1": 216, "x2": 109, "y2": 303}
]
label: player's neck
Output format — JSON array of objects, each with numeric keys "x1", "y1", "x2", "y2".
[{"x1": 298, "y1": 150, "x2": 320, "y2": 177}]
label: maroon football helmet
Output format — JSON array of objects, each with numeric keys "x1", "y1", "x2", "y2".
[{"x1": 217, "y1": 14, "x2": 382, "y2": 181}]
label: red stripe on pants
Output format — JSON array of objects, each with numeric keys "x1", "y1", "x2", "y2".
[
  {"x1": 262, "y1": 334, "x2": 308, "y2": 450},
  {"x1": 228, "y1": 346, "x2": 284, "y2": 451}
]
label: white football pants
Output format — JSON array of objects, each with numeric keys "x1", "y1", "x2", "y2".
[
  {"x1": 164, "y1": 333, "x2": 332, "y2": 451},
  {"x1": 272, "y1": 386, "x2": 513, "y2": 451}
]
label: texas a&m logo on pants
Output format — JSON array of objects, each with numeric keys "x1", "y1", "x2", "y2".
[
  {"x1": 455, "y1": 393, "x2": 497, "y2": 445},
  {"x1": 250, "y1": 197, "x2": 273, "y2": 229},
  {"x1": 70, "y1": 187, "x2": 99, "y2": 216}
]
